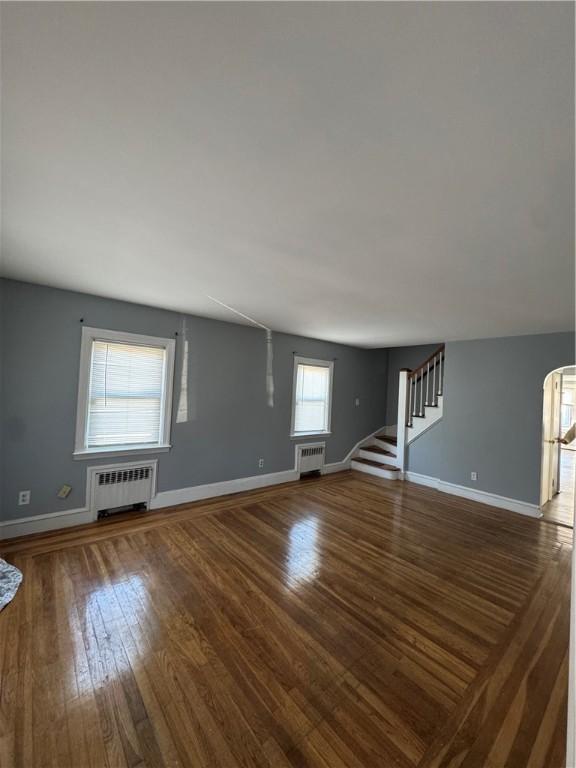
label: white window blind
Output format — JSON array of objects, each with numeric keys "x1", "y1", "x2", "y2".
[
  {"x1": 86, "y1": 340, "x2": 167, "y2": 448},
  {"x1": 293, "y1": 361, "x2": 332, "y2": 434}
]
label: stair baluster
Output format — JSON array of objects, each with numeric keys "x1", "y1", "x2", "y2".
[
  {"x1": 418, "y1": 373, "x2": 423, "y2": 416},
  {"x1": 438, "y1": 352, "x2": 443, "y2": 396},
  {"x1": 403, "y1": 344, "x2": 445, "y2": 428}
]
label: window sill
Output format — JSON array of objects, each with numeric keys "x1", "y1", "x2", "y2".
[
  {"x1": 73, "y1": 444, "x2": 172, "y2": 461},
  {"x1": 290, "y1": 432, "x2": 332, "y2": 439}
]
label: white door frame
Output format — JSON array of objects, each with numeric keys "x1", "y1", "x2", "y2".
[
  {"x1": 540, "y1": 365, "x2": 575, "y2": 766},
  {"x1": 541, "y1": 367, "x2": 570, "y2": 507}
]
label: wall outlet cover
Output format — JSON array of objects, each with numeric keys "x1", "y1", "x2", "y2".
[
  {"x1": 18, "y1": 490, "x2": 31, "y2": 506},
  {"x1": 471, "y1": 472, "x2": 478, "y2": 481},
  {"x1": 58, "y1": 484, "x2": 72, "y2": 499}
]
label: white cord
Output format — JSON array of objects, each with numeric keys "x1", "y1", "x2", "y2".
[
  {"x1": 207, "y1": 295, "x2": 275, "y2": 407},
  {"x1": 207, "y1": 295, "x2": 270, "y2": 331}
]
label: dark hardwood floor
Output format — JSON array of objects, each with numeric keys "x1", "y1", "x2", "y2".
[
  {"x1": 542, "y1": 447, "x2": 575, "y2": 528},
  {"x1": 0, "y1": 471, "x2": 571, "y2": 767}
]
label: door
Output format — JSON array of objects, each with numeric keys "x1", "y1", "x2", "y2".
[{"x1": 541, "y1": 372, "x2": 562, "y2": 505}]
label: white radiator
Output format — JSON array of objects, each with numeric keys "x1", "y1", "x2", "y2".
[
  {"x1": 89, "y1": 461, "x2": 156, "y2": 517},
  {"x1": 296, "y1": 443, "x2": 326, "y2": 473}
]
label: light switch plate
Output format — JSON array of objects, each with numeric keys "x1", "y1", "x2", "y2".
[{"x1": 58, "y1": 484, "x2": 72, "y2": 499}]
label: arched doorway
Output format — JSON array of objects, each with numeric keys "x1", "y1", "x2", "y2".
[{"x1": 541, "y1": 365, "x2": 576, "y2": 526}]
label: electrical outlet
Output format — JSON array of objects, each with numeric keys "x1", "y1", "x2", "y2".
[
  {"x1": 258, "y1": 458, "x2": 264, "y2": 469},
  {"x1": 18, "y1": 490, "x2": 31, "y2": 506},
  {"x1": 470, "y1": 472, "x2": 478, "y2": 482},
  {"x1": 354, "y1": 398, "x2": 360, "y2": 407}
]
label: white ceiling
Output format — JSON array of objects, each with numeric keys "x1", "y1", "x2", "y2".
[{"x1": 1, "y1": 2, "x2": 573, "y2": 347}]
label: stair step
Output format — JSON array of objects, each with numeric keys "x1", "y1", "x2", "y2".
[
  {"x1": 376, "y1": 434, "x2": 397, "y2": 445},
  {"x1": 352, "y1": 458, "x2": 400, "y2": 472},
  {"x1": 362, "y1": 446, "x2": 395, "y2": 457}
]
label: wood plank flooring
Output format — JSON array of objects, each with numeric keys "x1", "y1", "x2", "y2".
[
  {"x1": 543, "y1": 447, "x2": 575, "y2": 528},
  {"x1": 0, "y1": 471, "x2": 571, "y2": 768}
]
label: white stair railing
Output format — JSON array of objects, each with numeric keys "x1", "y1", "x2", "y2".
[
  {"x1": 407, "y1": 344, "x2": 445, "y2": 425},
  {"x1": 396, "y1": 344, "x2": 445, "y2": 470}
]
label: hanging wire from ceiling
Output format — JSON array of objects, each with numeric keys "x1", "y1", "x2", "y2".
[{"x1": 207, "y1": 296, "x2": 275, "y2": 407}]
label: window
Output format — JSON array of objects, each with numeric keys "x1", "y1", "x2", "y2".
[
  {"x1": 74, "y1": 327, "x2": 175, "y2": 459},
  {"x1": 291, "y1": 357, "x2": 334, "y2": 437}
]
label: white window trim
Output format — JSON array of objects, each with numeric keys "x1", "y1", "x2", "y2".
[
  {"x1": 290, "y1": 356, "x2": 334, "y2": 438},
  {"x1": 73, "y1": 326, "x2": 176, "y2": 460}
]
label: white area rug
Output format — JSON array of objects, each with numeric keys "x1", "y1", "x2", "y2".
[{"x1": 0, "y1": 558, "x2": 22, "y2": 611}]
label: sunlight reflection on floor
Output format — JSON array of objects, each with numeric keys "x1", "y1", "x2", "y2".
[{"x1": 286, "y1": 517, "x2": 320, "y2": 590}]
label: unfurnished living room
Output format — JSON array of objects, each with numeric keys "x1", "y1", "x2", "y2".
[{"x1": 0, "y1": 2, "x2": 575, "y2": 767}]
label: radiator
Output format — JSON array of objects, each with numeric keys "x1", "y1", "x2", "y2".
[
  {"x1": 297, "y1": 443, "x2": 326, "y2": 473},
  {"x1": 90, "y1": 463, "x2": 155, "y2": 516}
]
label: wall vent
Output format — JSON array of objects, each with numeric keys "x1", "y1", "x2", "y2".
[
  {"x1": 88, "y1": 461, "x2": 157, "y2": 519},
  {"x1": 300, "y1": 445, "x2": 324, "y2": 458},
  {"x1": 296, "y1": 443, "x2": 326, "y2": 474},
  {"x1": 98, "y1": 467, "x2": 151, "y2": 486}
]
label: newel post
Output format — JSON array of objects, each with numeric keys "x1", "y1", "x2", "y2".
[{"x1": 396, "y1": 369, "x2": 410, "y2": 474}]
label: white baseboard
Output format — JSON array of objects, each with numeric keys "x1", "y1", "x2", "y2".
[
  {"x1": 322, "y1": 460, "x2": 351, "y2": 475},
  {"x1": 0, "y1": 469, "x2": 302, "y2": 541},
  {"x1": 1, "y1": 431, "x2": 389, "y2": 541},
  {"x1": 0, "y1": 506, "x2": 93, "y2": 540},
  {"x1": 0, "y1": 466, "x2": 541, "y2": 541},
  {"x1": 149, "y1": 469, "x2": 300, "y2": 510},
  {"x1": 405, "y1": 472, "x2": 439, "y2": 489},
  {"x1": 405, "y1": 472, "x2": 542, "y2": 518}
]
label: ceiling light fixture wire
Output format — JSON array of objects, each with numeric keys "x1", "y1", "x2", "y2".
[{"x1": 207, "y1": 295, "x2": 275, "y2": 407}]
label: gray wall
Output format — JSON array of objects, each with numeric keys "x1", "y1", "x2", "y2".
[
  {"x1": 385, "y1": 343, "x2": 440, "y2": 424},
  {"x1": 407, "y1": 333, "x2": 575, "y2": 504},
  {"x1": 2, "y1": 278, "x2": 573, "y2": 521},
  {"x1": 0, "y1": 279, "x2": 389, "y2": 521}
]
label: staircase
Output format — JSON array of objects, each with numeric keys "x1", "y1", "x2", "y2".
[
  {"x1": 351, "y1": 433, "x2": 402, "y2": 480},
  {"x1": 351, "y1": 344, "x2": 445, "y2": 481}
]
